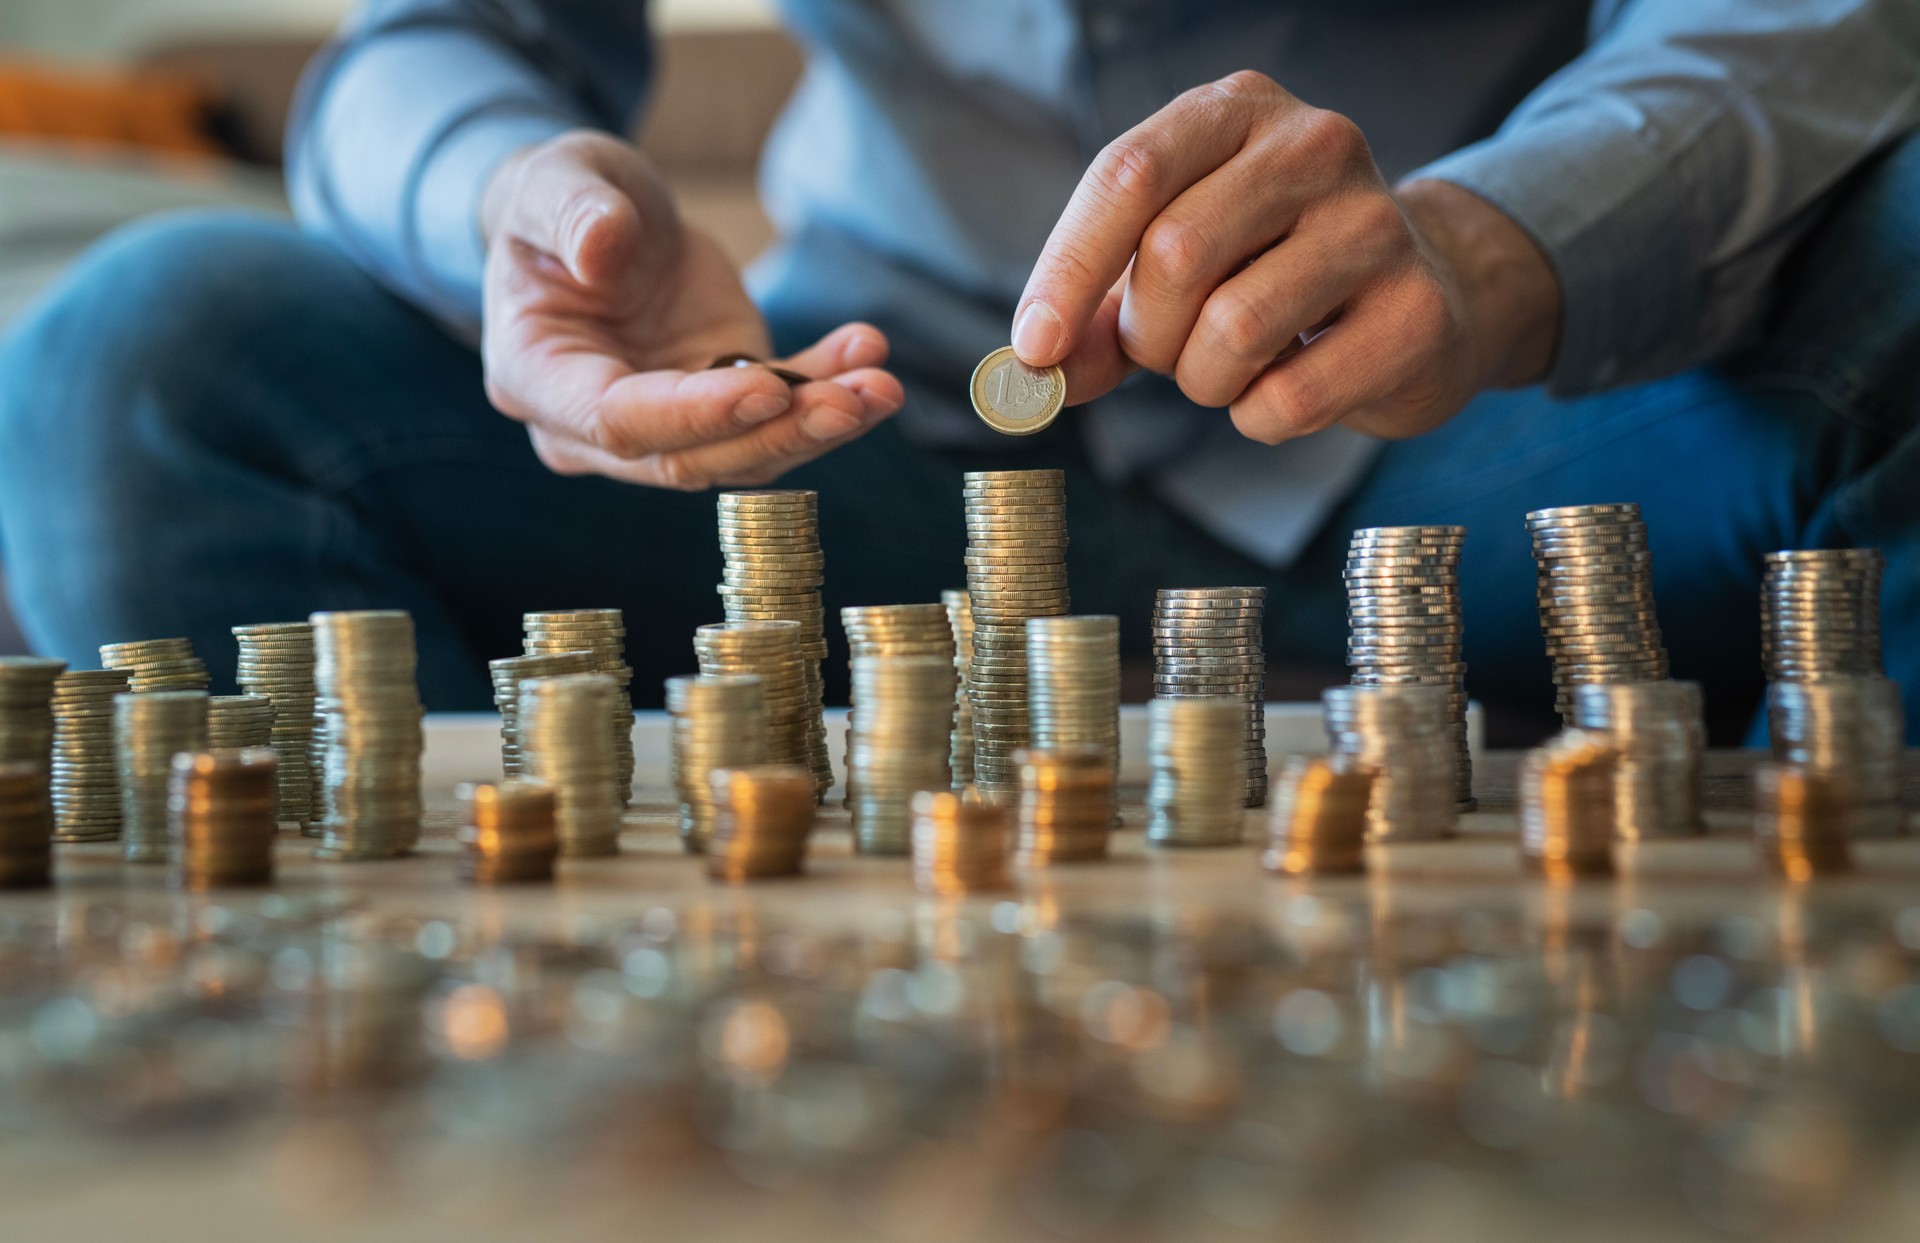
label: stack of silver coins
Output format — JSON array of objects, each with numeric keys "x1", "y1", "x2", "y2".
[
  {"x1": 1571, "y1": 680, "x2": 1704, "y2": 838},
  {"x1": 524, "y1": 610, "x2": 633, "y2": 807},
  {"x1": 50, "y1": 669, "x2": 128, "y2": 842},
  {"x1": 312, "y1": 610, "x2": 423, "y2": 860},
  {"x1": 707, "y1": 764, "x2": 816, "y2": 882},
  {"x1": 666, "y1": 673, "x2": 770, "y2": 853},
  {"x1": 717, "y1": 491, "x2": 833, "y2": 797},
  {"x1": 847, "y1": 654, "x2": 955, "y2": 854},
  {"x1": 0, "y1": 656, "x2": 64, "y2": 776},
  {"x1": 1016, "y1": 745, "x2": 1115, "y2": 863},
  {"x1": 841, "y1": 604, "x2": 956, "y2": 808},
  {"x1": 694, "y1": 620, "x2": 812, "y2": 785},
  {"x1": 1028, "y1": 615, "x2": 1120, "y2": 799},
  {"x1": 942, "y1": 589, "x2": 977, "y2": 787},
  {"x1": 100, "y1": 637, "x2": 209, "y2": 692},
  {"x1": 1526, "y1": 504, "x2": 1669, "y2": 723},
  {"x1": 115, "y1": 689, "x2": 209, "y2": 863},
  {"x1": 1322, "y1": 684, "x2": 1456, "y2": 841},
  {"x1": 519, "y1": 672, "x2": 623, "y2": 858},
  {"x1": 1153, "y1": 588, "x2": 1267, "y2": 806},
  {"x1": 1262, "y1": 756, "x2": 1374, "y2": 876},
  {"x1": 964, "y1": 470, "x2": 1070, "y2": 799},
  {"x1": 1766, "y1": 677, "x2": 1905, "y2": 836},
  {"x1": 1752, "y1": 762, "x2": 1855, "y2": 879},
  {"x1": 1145, "y1": 696, "x2": 1248, "y2": 847},
  {"x1": 1518, "y1": 730, "x2": 1617, "y2": 877},
  {"x1": 490, "y1": 651, "x2": 594, "y2": 779},
  {"x1": 913, "y1": 788, "x2": 1009, "y2": 894},
  {"x1": 234, "y1": 622, "x2": 317, "y2": 828},
  {"x1": 208, "y1": 694, "x2": 275, "y2": 750},
  {"x1": 0, "y1": 762, "x2": 53, "y2": 888},
  {"x1": 1344, "y1": 526, "x2": 1473, "y2": 809},
  {"x1": 1762, "y1": 548, "x2": 1883, "y2": 682},
  {"x1": 169, "y1": 749, "x2": 278, "y2": 889}
]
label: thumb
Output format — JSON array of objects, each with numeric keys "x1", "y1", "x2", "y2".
[{"x1": 495, "y1": 135, "x2": 666, "y2": 289}]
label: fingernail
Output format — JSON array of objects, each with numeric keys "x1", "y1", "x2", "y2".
[
  {"x1": 1013, "y1": 302, "x2": 1063, "y2": 364},
  {"x1": 801, "y1": 406, "x2": 863, "y2": 441},
  {"x1": 734, "y1": 392, "x2": 790, "y2": 425}
]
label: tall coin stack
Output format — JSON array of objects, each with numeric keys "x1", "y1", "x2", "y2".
[
  {"x1": 1262, "y1": 756, "x2": 1374, "y2": 876},
  {"x1": 490, "y1": 652, "x2": 594, "y2": 779},
  {"x1": 1153, "y1": 588, "x2": 1268, "y2": 806},
  {"x1": 1015, "y1": 745, "x2": 1114, "y2": 864},
  {"x1": 1766, "y1": 677, "x2": 1905, "y2": 836},
  {"x1": 208, "y1": 694, "x2": 275, "y2": 750},
  {"x1": 312, "y1": 610, "x2": 423, "y2": 860},
  {"x1": 50, "y1": 669, "x2": 128, "y2": 841},
  {"x1": 913, "y1": 788, "x2": 1009, "y2": 894},
  {"x1": 116, "y1": 689, "x2": 209, "y2": 863},
  {"x1": 717, "y1": 491, "x2": 833, "y2": 797},
  {"x1": 1526, "y1": 504, "x2": 1669, "y2": 723},
  {"x1": 666, "y1": 673, "x2": 770, "y2": 852},
  {"x1": 1145, "y1": 696, "x2": 1248, "y2": 847},
  {"x1": 0, "y1": 657, "x2": 64, "y2": 776},
  {"x1": 523, "y1": 611, "x2": 633, "y2": 807},
  {"x1": 234, "y1": 622, "x2": 317, "y2": 828},
  {"x1": 0, "y1": 763, "x2": 53, "y2": 888},
  {"x1": 1518, "y1": 730, "x2": 1617, "y2": 878},
  {"x1": 1571, "y1": 680, "x2": 1704, "y2": 838},
  {"x1": 519, "y1": 673, "x2": 623, "y2": 857},
  {"x1": 694, "y1": 621, "x2": 812, "y2": 781},
  {"x1": 841, "y1": 604, "x2": 956, "y2": 807},
  {"x1": 458, "y1": 780, "x2": 559, "y2": 885},
  {"x1": 1762, "y1": 548, "x2": 1883, "y2": 682},
  {"x1": 1752, "y1": 762, "x2": 1855, "y2": 879},
  {"x1": 100, "y1": 637, "x2": 209, "y2": 692},
  {"x1": 169, "y1": 749, "x2": 278, "y2": 888},
  {"x1": 1027, "y1": 615, "x2": 1121, "y2": 805},
  {"x1": 707, "y1": 764, "x2": 815, "y2": 881},
  {"x1": 1344, "y1": 526, "x2": 1473, "y2": 809},
  {"x1": 1322, "y1": 684, "x2": 1456, "y2": 841},
  {"x1": 847, "y1": 654, "x2": 955, "y2": 854},
  {"x1": 964, "y1": 470, "x2": 1070, "y2": 799},
  {"x1": 943, "y1": 589, "x2": 977, "y2": 786}
]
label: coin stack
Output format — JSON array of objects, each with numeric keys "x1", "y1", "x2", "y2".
[
  {"x1": 1027, "y1": 615, "x2": 1121, "y2": 806},
  {"x1": 99, "y1": 637, "x2": 209, "y2": 693},
  {"x1": 169, "y1": 749, "x2": 278, "y2": 888},
  {"x1": 1752, "y1": 762, "x2": 1855, "y2": 879},
  {"x1": 519, "y1": 673, "x2": 623, "y2": 858},
  {"x1": 1762, "y1": 548, "x2": 1884, "y2": 682},
  {"x1": 666, "y1": 673, "x2": 770, "y2": 852},
  {"x1": 0, "y1": 762, "x2": 53, "y2": 888},
  {"x1": 1145, "y1": 697, "x2": 1247, "y2": 847},
  {"x1": 49, "y1": 669, "x2": 128, "y2": 842},
  {"x1": 1153, "y1": 588, "x2": 1268, "y2": 806},
  {"x1": 1526, "y1": 504, "x2": 1669, "y2": 723},
  {"x1": 943, "y1": 589, "x2": 977, "y2": 786},
  {"x1": 913, "y1": 788, "x2": 1010, "y2": 894},
  {"x1": 1570, "y1": 680, "x2": 1704, "y2": 838},
  {"x1": 1518, "y1": 730, "x2": 1617, "y2": 878},
  {"x1": 848, "y1": 654, "x2": 955, "y2": 854},
  {"x1": 1015, "y1": 745, "x2": 1114, "y2": 864},
  {"x1": 0, "y1": 657, "x2": 65, "y2": 776},
  {"x1": 208, "y1": 694, "x2": 274, "y2": 748},
  {"x1": 490, "y1": 652, "x2": 594, "y2": 779},
  {"x1": 115, "y1": 689, "x2": 209, "y2": 863},
  {"x1": 694, "y1": 621, "x2": 812, "y2": 783},
  {"x1": 717, "y1": 491, "x2": 833, "y2": 797},
  {"x1": 1322, "y1": 684, "x2": 1456, "y2": 841},
  {"x1": 964, "y1": 470, "x2": 1070, "y2": 798},
  {"x1": 1766, "y1": 677, "x2": 1905, "y2": 836},
  {"x1": 458, "y1": 780, "x2": 559, "y2": 885},
  {"x1": 841, "y1": 604, "x2": 956, "y2": 808},
  {"x1": 523, "y1": 611, "x2": 634, "y2": 807},
  {"x1": 707, "y1": 764, "x2": 815, "y2": 882},
  {"x1": 234, "y1": 622, "x2": 318, "y2": 828},
  {"x1": 1344, "y1": 526, "x2": 1473, "y2": 809},
  {"x1": 312, "y1": 610, "x2": 423, "y2": 860},
  {"x1": 1261, "y1": 756, "x2": 1375, "y2": 876}
]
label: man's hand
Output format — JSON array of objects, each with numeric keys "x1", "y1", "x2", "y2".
[
  {"x1": 1012, "y1": 72, "x2": 1559, "y2": 444},
  {"x1": 480, "y1": 131, "x2": 903, "y2": 489}
]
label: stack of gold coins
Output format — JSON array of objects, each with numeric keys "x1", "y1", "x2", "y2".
[
  {"x1": 1344, "y1": 526, "x2": 1473, "y2": 809},
  {"x1": 1762, "y1": 548, "x2": 1883, "y2": 682},
  {"x1": 707, "y1": 764, "x2": 815, "y2": 881},
  {"x1": 912, "y1": 787, "x2": 1009, "y2": 894},
  {"x1": 234, "y1": 622, "x2": 317, "y2": 828},
  {"x1": 0, "y1": 762, "x2": 53, "y2": 888},
  {"x1": 168, "y1": 749, "x2": 277, "y2": 888},
  {"x1": 523, "y1": 610, "x2": 633, "y2": 807},
  {"x1": 1766, "y1": 677, "x2": 1905, "y2": 836},
  {"x1": 1322, "y1": 684, "x2": 1456, "y2": 841},
  {"x1": 694, "y1": 620, "x2": 811, "y2": 782},
  {"x1": 1526, "y1": 504, "x2": 1669, "y2": 724},
  {"x1": 100, "y1": 637, "x2": 209, "y2": 692},
  {"x1": 1027, "y1": 615, "x2": 1120, "y2": 805},
  {"x1": 943, "y1": 589, "x2": 977, "y2": 786},
  {"x1": 458, "y1": 780, "x2": 558, "y2": 884},
  {"x1": 519, "y1": 672, "x2": 622, "y2": 857},
  {"x1": 1571, "y1": 680, "x2": 1704, "y2": 838},
  {"x1": 1153, "y1": 587, "x2": 1268, "y2": 806},
  {"x1": 841, "y1": 604, "x2": 956, "y2": 808},
  {"x1": 1145, "y1": 697, "x2": 1247, "y2": 847},
  {"x1": 0, "y1": 656, "x2": 65, "y2": 776},
  {"x1": 208, "y1": 694, "x2": 275, "y2": 749},
  {"x1": 717, "y1": 491, "x2": 833, "y2": 797},
  {"x1": 964, "y1": 470, "x2": 1070, "y2": 799},
  {"x1": 1016, "y1": 745, "x2": 1114, "y2": 863},
  {"x1": 115, "y1": 689, "x2": 209, "y2": 863},
  {"x1": 666, "y1": 673, "x2": 770, "y2": 852},
  {"x1": 1752, "y1": 762, "x2": 1855, "y2": 879},
  {"x1": 1261, "y1": 756, "x2": 1374, "y2": 875},
  {"x1": 848, "y1": 654, "x2": 954, "y2": 854},
  {"x1": 1518, "y1": 730, "x2": 1617, "y2": 878},
  {"x1": 490, "y1": 651, "x2": 594, "y2": 778},
  {"x1": 50, "y1": 669, "x2": 128, "y2": 841},
  {"x1": 311, "y1": 610, "x2": 423, "y2": 860}
]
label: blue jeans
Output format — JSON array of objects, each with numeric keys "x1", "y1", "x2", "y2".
[{"x1": 3, "y1": 135, "x2": 1918, "y2": 743}]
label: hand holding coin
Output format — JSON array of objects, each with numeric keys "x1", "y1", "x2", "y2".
[{"x1": 971, "y1": 346, "x2": 1067, "y2": 436}]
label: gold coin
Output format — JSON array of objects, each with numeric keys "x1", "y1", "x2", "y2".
[{"x1": 970, "y1": 346, "x2": 1065, "y2": 437}]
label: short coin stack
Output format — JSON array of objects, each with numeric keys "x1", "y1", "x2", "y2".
[
  {"x1": 1518, "y1": 730, "x2": 1617, "y2": 878},
  {"x1": 707, "y1": 764, "x2": 815, "y2": 882},
  {"x1": 234, "y1": 622, "x2": 318, "y2": 827},
  {"x1": 1752, "y1": 762, "x2": 1855, "y2": 879},
  {"x1": 1015, "y1": 745, "x2": 1114, "y2": 864},
  {"x1": 1153, "y1": 588, "x2": 1268, "y2": 806},
  {"x1": 1762, "y1": 549, "x2": 1884, "y2": 682},
  {"x1": 717, "y1": 491, "x2": 833, "y2": 797},
  {"x1": 942, "y1": 589, "x2": 977, "y2": 787},
  {"x1": 1571, "y1": 681, "x2": 1704, "y2": 838},
  {"x1": 312, "y1": 610, "x2": 423, "y2": 860},
  {"x1": 1027, "y1": 615, "x2": 1121, "y2": 807},
  {"x1": 1766, "y1": 677, "x2": 1905, "y2": 836},
  {"x1": 458, "y1": 780, "x2": 559, "y2": 884},
  {"x1": 1344, "y1": 526, "x2": 1473, "y2": 809},
  {"x1": 116, "y1": 689, "x2": 210, "y2": 863},
  {"x1": 1526, "y1": 504, "x2": 1669, "y2": 724},
  {"x1": 847, "y1": 654, "x2": 955, "y2": 854},
  {"x1": 666, "y1": 673, "x2": 770, "y2": 852},
  {"x1": 100, "y1": 637, "x2": 209, "y2": 692},
  {"x1": 1322, "y1": 684, "x2": 1456, "y2": 841},
  {"x1": 841, "y1": 605, "x2": 956, "y2": 808},
  {"x1": 1261, "y1": 756, "x2": 1375, "y2": 876},
  {"x1": 524, "y1": 611, "x2": 634, "y2": 807},
  {"x1": 0, "y1": 762, "x2": 53, "y2": 888},
  {"x1": 1144, "y1": 697, "x2": 1247, "y2": 847},
  {"x1": 0, "y1": 656, "x2": 65, "y2": 774},
  {"x1": 913, "y1": 788, "x2": 1010, "y2": 894},
  {"x1": 519, "y1": 673, "x2": 623, "y2": 858},
  {"x1": 50, "y1": 669, "x2": 129, "y2": 841},
  {"x1": 964, "y1": 470, "x2": 1070, "y2": 799},
  {"x1": 695, "y1": 620, "x2": 812, "y2": 782},
  {"x1": 490, "y1": 652, "x2": 594, "y2": 779},
  {"x1": 169, "y1": 749, "x2": 278, "y2": 888}
]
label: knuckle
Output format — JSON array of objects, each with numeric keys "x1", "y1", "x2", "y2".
[
  {"x1": 1298, "y1": 108, "x2": 1371, "y2": 169},
  {"x1": 641, "y1": 454, "x2": 709, "y2": 493},
  {"x1": 529, "y1": 431, "x2": 587, "y2": 477},
  {"x1": 1234, "y1": 376, "x2": 1319, "y2": 445},
  {"x1": 1139, "y1": 215, "x2": 1212, "y2": 288},
  {"x1": 1201, "y1": 289, "x2": 1277, "y2": 362},
  {"x1": 1346, "y1": 191, "x2": 1407, "y2": 245},
  {"x1": 1092, "y1": 138, "x2": 1165, "y2": 204},
  {"x1": 1038, "y1": 235, "x2": 1105, "y2": 297},
  {"x1": 1217, "y1": 69, "x2": 1279, "y2": 101}
]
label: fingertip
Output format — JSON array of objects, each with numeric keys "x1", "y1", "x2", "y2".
[
  {"x1": 1012, "y1": 301, "x2": 1066, "y2": 366},
  {"x1": 569, "y1": 193, "x2": 641, "y2": 286},
  {"x1": 835, "y1": 321, "x2": 890, "y2": 369}
]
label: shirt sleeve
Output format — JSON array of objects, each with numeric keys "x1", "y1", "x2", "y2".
[
  {"x1": 286, "y1": 0, "x2": 654, "y2": 338},
  {"x1": 1411, "y1": 0, "x2": 1920, "y2": 395}
]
